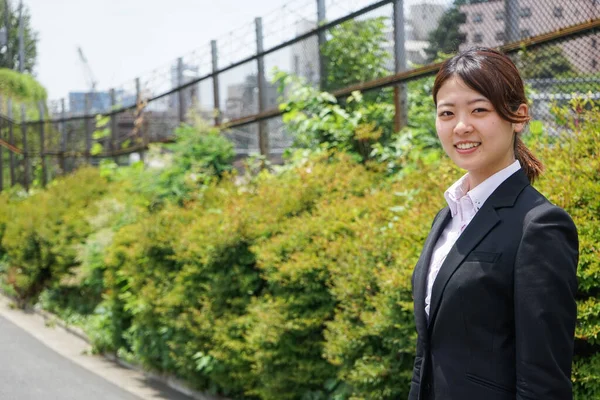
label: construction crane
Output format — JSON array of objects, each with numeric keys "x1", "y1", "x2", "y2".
[{"x1": 77, "y1": 46, "x2": 97, "y2": 93}]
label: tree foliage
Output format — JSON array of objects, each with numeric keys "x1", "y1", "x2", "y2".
[
  {"x1": 0, "y1": 0, "x2": 38, "y2": 73},
  {"x1": 516, "y1": 45, "x2": 576, "y2": 79},
  {"x1": 425, "y1": 0, "x2": 466, "y2": 62},
  {"x1": 320, "y1": 17, "x2": 391, "y2": 92}
]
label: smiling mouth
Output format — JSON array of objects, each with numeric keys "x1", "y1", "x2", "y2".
[{"x1": 455, "y1": 142, "x2": 481, "y2": 150}]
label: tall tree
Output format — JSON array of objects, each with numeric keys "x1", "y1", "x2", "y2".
[
  {"x1": 320, "y1": 17, "x2": 391, "y2": 92},
  {"x1": 425, "y1": 0, "x2": 467, "y2": 62},
  {"x1": 516, "y1": 45, "x2": 575, "y2": 79},
  {"x1": 0, "y1": 0, "x2": 38, "y2": 73}
]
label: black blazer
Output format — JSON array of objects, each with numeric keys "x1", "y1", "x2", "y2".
[{"x1": 409, "y1": 169, "x2": 578, "y2": 400}]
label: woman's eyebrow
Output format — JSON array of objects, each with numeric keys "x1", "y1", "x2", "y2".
[
  {"x1": 468, "y1": 97, "x2": 490, "y2": 105},
  {"x1": 437, "y1": 97, "x2": 490, "y2": 108}
]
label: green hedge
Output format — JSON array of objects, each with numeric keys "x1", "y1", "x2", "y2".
[{"x1": 0, "y1": 103, "x2": 598, "y2": 399}]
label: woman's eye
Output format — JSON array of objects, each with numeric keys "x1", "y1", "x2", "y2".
[
  {"x1": 473, "y1": 108, "x2": 489, "y2": 113},
  {"x1": 438, "y1": 111, "x2": 453, "y2": 117}
]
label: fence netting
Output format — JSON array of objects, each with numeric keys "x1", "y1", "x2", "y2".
[{"x1": 0, "y1": 0, "x2": 598, "y2": 189}]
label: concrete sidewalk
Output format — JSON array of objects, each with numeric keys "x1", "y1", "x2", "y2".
[{"x1": 0, "y1": 295, "x2": 202, "y2": 400}]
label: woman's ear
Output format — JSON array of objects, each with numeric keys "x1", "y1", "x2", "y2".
[{"x1": 513, "y1": 103, "x2": 529, "y2": 133}]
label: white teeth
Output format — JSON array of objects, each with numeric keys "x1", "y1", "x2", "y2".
[{"x1": 456, "y1": 142, "x2": 480, "y2": 150}]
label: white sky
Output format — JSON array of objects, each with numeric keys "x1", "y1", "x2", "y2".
[{"x1": 25, "y1": 0, "x2": 449, "y2": 102}]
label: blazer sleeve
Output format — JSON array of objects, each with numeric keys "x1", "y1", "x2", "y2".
[
  {"x1": 408, "y1": 338, "x2": 424, "y2": 400},
  {"x1": 514, "y1": 204, "x2": 578, "y2": 400}
]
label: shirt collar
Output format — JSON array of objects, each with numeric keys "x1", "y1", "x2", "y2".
[{"x1": 444, "y1": 160, "x2": 522, "y2": 217}]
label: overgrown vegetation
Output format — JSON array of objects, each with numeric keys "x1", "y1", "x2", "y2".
[
  {"x1": 0, "y1": 97, "x2": 598, "y2": 399},
  {"x1": 0, "y1": 68, "x2": 47, "y2": 103}
]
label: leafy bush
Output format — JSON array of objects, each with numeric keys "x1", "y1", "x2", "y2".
[
  {"x1": 276, "y1": 73, "x2": 394, "y2": 164},
  {"x1": 0, "y1": 100, "x2": 598, "y2": 400},
  {"x1": 87, "y1": 100, "x2": 600, "y2": 398},
  {"x1": 119, "y1": 118, "x2": 235, "y2": 209},
  {"x1": 1, "y1": 168, "x2": 109, "y2": 303},
  {"x1": 531, "y1": 97, "x2": 600, "y2": 399},
  {"x1": 276, "y1": 74, "x2": 440, "y2": 174},
  {"x1": 0, "y1": 68, "x2": 47, "y2": 102},
  {"x1": 370, "y1": 78, "x2": 441, "y2": 174}
]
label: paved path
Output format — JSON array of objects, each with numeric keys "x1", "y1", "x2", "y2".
[{"x1": 0, "y1": 296, "x2": 196, "y2": 400}]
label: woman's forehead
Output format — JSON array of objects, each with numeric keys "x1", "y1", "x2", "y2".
[{"x1": 436, "y1": 76, "x2": 490, "y2": 106}]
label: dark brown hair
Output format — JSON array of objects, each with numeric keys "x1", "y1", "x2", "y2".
[{"x1": 432, "y1": 47, "x2": 543, "y2": 183}]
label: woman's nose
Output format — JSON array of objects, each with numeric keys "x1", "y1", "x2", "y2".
[{"x1": 453, "y1": 120, "x2": 473, "y2": 135}]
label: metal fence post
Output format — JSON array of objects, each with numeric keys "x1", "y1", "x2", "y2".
[
  {"x1": 0, "y1": 98, "x2": 4, "y2": 192},
  {"x1": 38, "y1": 101, "x2": 48, "y2": 187},
  {"x1": 255, "y1": 17, "x2": 269, "y2": 158},
  {"x1": 505, "y1": 0, "x2": 520, "y2": 43},
  {"x1": 85, "y1": 93, "x2": 92, "y2": 164},
  {"x1": 38, "y1": 101, "x2": 47, "y2": 187},
  {"x1": 211, "y1": 40, "x2": 221, "y2": 126},
  {"x1": 8, "y1": 98, "x2": 15, "y2": 185},
  {"x1": 393, "y1": 0, "x2": 408, "y2": 132},
  {"x1": 59, "y1": 98, "x2": 67, "y2": 174},
  {"x1": 110, "y1": 88, "x2": 117, "y2": 161},
  {"x1": 177, "y1": 57, "x2": 185, "y2": 124},
  {"x1": 21, "y1": 105, "x2": 29, "y2": 190},
  {"x1": 135, "y1": 77, "x2": 147, "y2": 163},
  {"x1": 317, "y1": 0, "x2": 327, "y2": 89}
]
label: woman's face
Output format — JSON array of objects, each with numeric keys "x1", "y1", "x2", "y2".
[{"x1": 435, "y1": 76, "x2": 527, "y2": 188}]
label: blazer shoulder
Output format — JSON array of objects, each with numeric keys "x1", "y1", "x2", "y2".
[{"x1": 518, "y1": 186, "x2": 577, "y2": 233}]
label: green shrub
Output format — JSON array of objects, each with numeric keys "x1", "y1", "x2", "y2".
[
  {"x1": 1, "y1": 167, "x2": 109, "y2": 302},
  {"x1": 532, "y1": 98, "x2": 600, "y2": 396},
  {"x1": 0, "y1": 68, "x2": 47, "y2": 102},
  {"x1": 0, "y1": 100, "x2": 598, "y2": 400},
  {"x1": 114, "y1": 118, "x2": 235, "y2": 210}
]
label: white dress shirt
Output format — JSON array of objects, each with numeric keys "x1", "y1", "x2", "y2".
[{"x1": 424, "y1": 160, "x2": 522, "y2": 319}]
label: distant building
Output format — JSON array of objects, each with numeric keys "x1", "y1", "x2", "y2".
[
  {"x1": 68, "y1": 90, "x2": 137, "y2": 115},
  {"x1": 223, "y1": 74, "x2": 281, "y2": 152},
  {"x1": 380, "y1": 2, "x2": 446, "y2": 69},
  {"x1": 170, "y1": 61, "x2": 201, "y2": 112},
  {"x1": 68, "y1": 91, "x2": 111, "y2": 114},
  {"x1": 290, "y1": 19, "x2": 320, "y2": 86},
  {"x1": 410, "y1": 2, "x2": 446, "y2": 42},
  {"x1": 459, "y1": 0, "x2": 600, "y2": 73},
  {"x1": 224, "y1": 74, "x2": 278, "y2": 120}
]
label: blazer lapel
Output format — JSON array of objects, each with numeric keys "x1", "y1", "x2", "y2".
[
  {"x1": 427, "y1": 205, "x2": 500, "y2": 328},
  {"x1": 413, "y1": 207, "x2": 451, "y2": 338},
  {"x1": 427, "y1": 169, "x2": 530, "y2": 330}
]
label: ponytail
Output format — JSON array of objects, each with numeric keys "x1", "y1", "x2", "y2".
[{"x1": 515, "y1": 135, "x2": 544, "y2": 183}]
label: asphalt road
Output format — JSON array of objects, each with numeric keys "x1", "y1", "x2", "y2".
[{"x1": 0, "y1": 312, "x2": 197, "y2": 400}]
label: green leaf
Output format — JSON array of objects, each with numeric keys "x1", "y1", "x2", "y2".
[
  {"x1": 95, "y1": 114, "x2": 110, "y2": 127},
  {"x1": 92, "y1": 128, "x2": 110, "y2": 140},
  {"x1": 90, "y1": 143, "x2": 104, "y2": 155},
  {"x1": 529, "y1": 120, "x2": 544, "y2": 136}
]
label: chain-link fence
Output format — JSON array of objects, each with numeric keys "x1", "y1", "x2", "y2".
[{"x1": 0, "y1": 0, "x2": 598, "y2": 190}]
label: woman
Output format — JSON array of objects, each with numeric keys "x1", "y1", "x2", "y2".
[{"x1": 409, "y1": 47, "x2": 579, "y2": 400}]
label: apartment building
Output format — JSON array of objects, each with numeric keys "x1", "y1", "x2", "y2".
[{"x1": 459, "y1": 0, "x2": 600, "y2": 73}]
